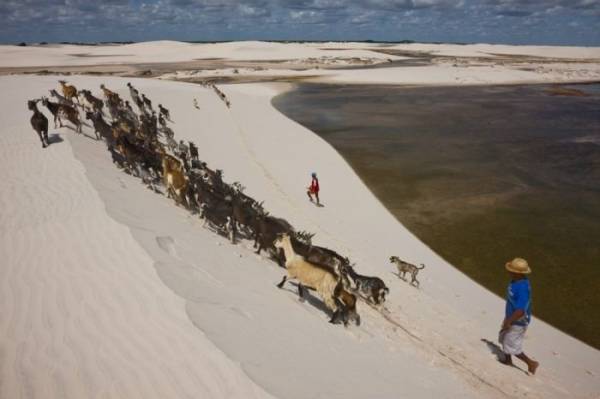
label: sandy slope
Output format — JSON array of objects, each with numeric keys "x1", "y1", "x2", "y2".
[
  {"x1": 3, "y1": 73, "x2": 599, "y2": 399},
  {"x1": 0, "y1": 76, "x2": 273, "y2": 399}
]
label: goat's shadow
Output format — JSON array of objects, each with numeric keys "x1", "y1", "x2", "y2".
[
  {"x1": 390, "y1": 271, "x2": 420, "y2": 289},
  {"x1": 47, "y1": 133, "x2": 64, "y2": 145},
  {"x1": 481, "y1": 338, "x2": 528, "y2": 375},
  {"x1": 279, "y1": 281, "x2": 334, "y2": 318},
  {"x1": 67, "y1": 121, "x2": 100, "y2": 141}
]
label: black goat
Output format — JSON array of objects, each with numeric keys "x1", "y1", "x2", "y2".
[
  {"x1": 158, "y1": 103, "x2": 171, "y2": 121},
  {"x1": 85, "y1": 111, "x2": 111, "y2": 142},
  {"x1": 253, "y1": 213, "x2": 294, "y2": 260},
  {"x1": 79, "y1": 89, "x2": 104, "y2": 113},
  {"x1": 28, "y1": 100, "x2": 49, "y2": 148},
  {"x1": 141, "y1": 94, "x2": 152, "y2": 110},
  {"x1": 41, "y1": 97, "x2": 81, "y2": 133}
]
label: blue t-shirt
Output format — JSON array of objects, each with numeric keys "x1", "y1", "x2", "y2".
[{"x1": 505, "y1": 278, "x2": 531, "y2": 326}]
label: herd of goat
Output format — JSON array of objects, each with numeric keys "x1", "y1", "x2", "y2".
[{"x1": 27, "y1": 79, "x2": 426, "y2": 327}]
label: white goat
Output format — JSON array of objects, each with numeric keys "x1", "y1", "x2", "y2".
[{"x1": 274, "y1": 233, "x2": 342, "y2": 322}]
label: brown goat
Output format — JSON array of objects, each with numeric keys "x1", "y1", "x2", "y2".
[
  {"x1": 162, "y1": 153, "x2": 188, "y2": 207},
  {"x1": 58, "y1": 80, "x2": 79, "y2": 104}
]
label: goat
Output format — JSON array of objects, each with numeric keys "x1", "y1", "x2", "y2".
[
  {"x1": 253, "y1": 212, "x2": 294, "y2": 258},
  {"x1": 28, "y1": 99, "x2": 49, "y2": 148},
  {"x1": 41, "y1": 97, "x2": 81, "y2": 133},
  {"x1": 134, "y1": 95, "x2": 145, "y2": 113},
  {"x1": 49, "y1": 89, "x2": 71, "y2": 106},
  {"x1": 340, "y1": 264, "x2": 389, "y2": 305},
  {"x1": 334, "y1": 279, "x2": 361, "y2": 326},
  {"x1": 141, "y1": 94, "x2": 152, "y2": 111},
  {"x1": 161, "y1": 153, "x2": 188, "y2": 207},
  {"x1": 100, "y1": 84, "x2": 122, "y2": 108},
  {"x1": 158, "y1": 103, "x2": 170, "y2": 121},
  {"x1": 196, "y1": 187, "x2": 232, "y2": 228},
  {"x1": 164, "y1": 133, "x2": 178, "y2": 153},
  {"x1": 115, "y1": 135, "x2": 144, "y2": 174},
  {"x1": 158, "y1": 113, "x2": 166, "y2": 128},
  {"x1": 189, "y1": 141, "x2": 199, "y2": 161},
  {"x1": 79, "y1": 89, "x2": 104, "y2": 113},
  {"x1": 229, "y1": 189, "x2": 261, "y2": 239},
  {"x1": 58, "y1": 80, "x2": 79, "y2": 104},
  {"x1": 41, "y1": 97, "x2": 62, "y2": 128},
  {"x1": 85, "y1": 111, "x2": 111, "y2": 142},
  {"x1": 127, "y1": 82, "x2": 140, "y2": 104},
  {"x1": 289, "y1": 234, "x2": 350, "y2": 281},
  {"x1": 390, "y1": 256, "x2": 425, "y2": 288},
  {"x1": 108, "y1": 144, "x2": 126, "y2": 168},
  {"x1": 274, "y1": 234, "x2": 359, "y2": 325}
]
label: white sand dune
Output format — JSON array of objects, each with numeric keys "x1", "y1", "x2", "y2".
[
  {"x1": 394, "y1": 43, "x2": 600, "y2": 59},
  {"x1": 2, "y1": 40, "x2": 599, "y2": 69},
  {"x1": 0, "y1": 76, "x2": 274, "y2": 399},
  {"x1": 0, "y1": 41, "x2": 402, "y2": 68},
  {"x1": 310, "y1": 41, "x2": 600, "y2": 59},
  {"x1": 2, "y1": 42, "x2": 600, "y2": 399}
]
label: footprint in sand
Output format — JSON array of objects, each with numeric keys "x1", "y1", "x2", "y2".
[
  {"x1": 230, "y1": 306, "x2": 253, "y2": 320},
  {"x1": 156, "y1": 236, "x2": 179, "y2": 258}
]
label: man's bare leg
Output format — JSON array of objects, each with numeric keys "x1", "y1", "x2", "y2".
[
  {"x1": 307, "y1": 191, "x2": 313, "y2": 202},
  {"x1": 315, "y1": 193, "x2": 320, "y2": 205},
  {"x1": 516, "y1": 353, "x2": 539, "y2": 375},
  {"x1": 500, "y1": 353, "x2": 513, "y2": 366}
]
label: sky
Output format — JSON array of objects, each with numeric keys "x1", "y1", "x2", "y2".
[{"x1": 0, "y1": 0, "x2": 599, "y2": 46}]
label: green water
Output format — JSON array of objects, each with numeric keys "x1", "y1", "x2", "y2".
[{"x1": 273, "y1": 83, "x2": 600, "y2": 349}]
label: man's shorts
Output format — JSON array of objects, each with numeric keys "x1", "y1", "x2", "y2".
[{"x1": 499, "y1": 325, "x2": 527, "y2": 355}]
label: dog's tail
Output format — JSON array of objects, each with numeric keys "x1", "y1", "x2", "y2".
[{"x1": 418, "y1": 263, "x2": 425, "y2": 270}]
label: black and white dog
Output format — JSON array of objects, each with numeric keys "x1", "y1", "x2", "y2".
[{"x1": 341, "y1": 264, "x2": 389, "y2": 305}]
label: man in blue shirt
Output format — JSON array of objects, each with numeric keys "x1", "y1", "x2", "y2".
[{"x1": 499, "y1": 257, "x2": 539, "y2": 375}]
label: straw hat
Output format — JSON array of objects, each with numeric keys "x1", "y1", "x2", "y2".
[{"x1": 505, "y1": 257, "x2": 531, "y2": 274}]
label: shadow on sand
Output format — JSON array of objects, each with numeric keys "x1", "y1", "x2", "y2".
[
  {"x1": 481, "y1": 338, "x2": 528, "y2": 375},
  {"x1": 47, "y1": 133, "x2": 64, "y2": 145},
  {"x1": 279, "y1": 282, "x2": 336, "y2": 320}
]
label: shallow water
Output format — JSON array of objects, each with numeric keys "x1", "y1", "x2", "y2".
[{"x1": 273, "y1": 83, "x2": 600, "y2": 349}]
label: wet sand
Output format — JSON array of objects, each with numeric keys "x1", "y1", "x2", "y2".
[{"x1": 273, "y1": 83, "x2": 600, "y2": 349}]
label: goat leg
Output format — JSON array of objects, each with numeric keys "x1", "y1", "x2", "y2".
[
  {"x1": 329, "y1": 297, "x2": 345, "y2": 325},
  {"x1": 371, "y1": 287, "x2": 380, "y2": 305},
  {"x1": 276, "y1": 275, "x2": 287, "y2": 289},
  {"x1": 336, "y1": 297, "x2": 350, "y2": 326},
  {"x1": 34, "y1": 130, "x2": 44, "y2": 147},
  {"x1": 297, "y1": 283, "x2": 305, "y2": 302},
  {"x1": 329, "y1": 309, "x2": 343, "y2": 325}
]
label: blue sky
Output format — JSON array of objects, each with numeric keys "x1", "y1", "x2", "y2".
[{"x1": 1, "y1": 0, "x2": 599, "y2": 46}]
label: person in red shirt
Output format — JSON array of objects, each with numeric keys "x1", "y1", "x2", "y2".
[{"x1": 307, "y1": 172, "x2": 320, "y2": 205}]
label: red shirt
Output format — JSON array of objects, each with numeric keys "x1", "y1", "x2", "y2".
[{"x1": 310, "y1": 177, "x2": 319, "y2": 193}]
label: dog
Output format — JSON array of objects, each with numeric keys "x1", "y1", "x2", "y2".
[
  {"x1": 390, "y1": 256, "x2": 425, "y2": 288},
  {"x1": 341, "y1": 264, "x2": 389, "y2": 305}
]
